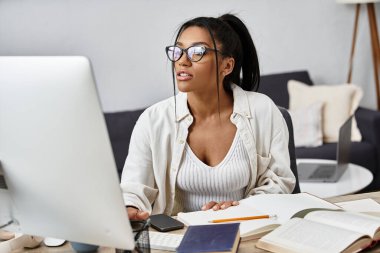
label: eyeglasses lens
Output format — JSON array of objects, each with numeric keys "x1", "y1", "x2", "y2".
[
  {"x1": 188, "y1": 46, "x2": 205, "y2": 62},
  {"x1": 167, "y1": 46, "x2": 182, "y2": 62}
]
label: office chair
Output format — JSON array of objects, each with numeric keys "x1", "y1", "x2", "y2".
[{"x1": 278, "y1": 107, "x2": 301, "y2": 194}]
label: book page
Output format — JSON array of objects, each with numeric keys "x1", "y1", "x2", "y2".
[
  {"x1": 257, "y1": 218, "x2": 370, "y2": 253},
  {"x1": 177, "y1": 203, "x2": 265, "y2": 226},
  {"x1": 304, "y1": 211, "x2": 380, "y2": 239},
  {"x1": 177, "y1": 204, "x2": 279, "y2": 237},
  {"x1": 240, "y1": 193, "x2": 339, "y2": 223},
  {"x1": 336, "y1": 198, "x2": 380, "y2": 217}
]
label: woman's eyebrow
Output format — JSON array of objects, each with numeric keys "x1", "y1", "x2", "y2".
[
  {"x1": 175, "y1": 41, "x2": 211, "y2": 47},
  {"x1": 192, "y1": 42, "x2": 211, "y2": 47}
]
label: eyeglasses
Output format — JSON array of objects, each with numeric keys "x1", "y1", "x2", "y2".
[
  {"x1": 165, "y1": 45, "x2": 221, "y2": 62},
  {"x1": 130, "y1": 219, "x2": 150, "y2": 241}
]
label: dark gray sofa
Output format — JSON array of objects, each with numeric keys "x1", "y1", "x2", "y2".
[
  {"x1": 258, "y1": 70, "x2": 380, "y2": 191},
  {"x1": 104, "y1": 70, "x2": 380, "y2": 191}
]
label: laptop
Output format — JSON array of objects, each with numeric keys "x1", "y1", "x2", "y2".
[{"x1": 298, "y1": 115, "x2": 353, "y2": 182}]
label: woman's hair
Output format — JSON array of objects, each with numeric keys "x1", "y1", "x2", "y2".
[{"x1": 171, "y1": 13, "x2": 260, "y2": 93}]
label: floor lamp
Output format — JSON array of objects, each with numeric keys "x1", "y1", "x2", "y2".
[{"x1": 337, "y1": 0, "x2": 380, "y2": 110}]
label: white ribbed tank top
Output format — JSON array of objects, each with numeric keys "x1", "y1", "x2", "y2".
[{"x1": 174, "y1": 133, "x2": 250, "y2": 213}]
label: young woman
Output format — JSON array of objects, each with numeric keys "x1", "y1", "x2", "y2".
[{"x1": 121, "y1": 14, "x2": 296, "y2": 220}]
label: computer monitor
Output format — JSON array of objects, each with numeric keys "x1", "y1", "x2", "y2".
[{"x1": 0, "y1": 56, "x2": 135, "y2": 250}]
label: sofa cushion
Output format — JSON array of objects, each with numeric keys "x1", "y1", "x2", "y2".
[
  {"x1": 288, "y1": 102, "x2": 323, "y2": 147},
  {"x1": 258, "y1": 70, "x2": 313, "y2": 108},
  {"x1": 104, "y1": 109, "x2": 144, "y2": 176},
  {"x1": 288, "y1": 80, "x2": 363, "y2": 143}
]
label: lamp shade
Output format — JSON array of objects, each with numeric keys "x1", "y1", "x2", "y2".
[{"x1": 337, "y1": 0, "x2": 380, "y2": 3}]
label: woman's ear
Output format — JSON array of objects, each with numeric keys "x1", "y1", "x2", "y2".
[{"x1": 221, "y1": 57, "x2": 235, "y2": 76}]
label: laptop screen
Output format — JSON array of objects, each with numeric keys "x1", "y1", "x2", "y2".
[{"x1": 337, "y1": 115, "x2": 353, "y2": 166}]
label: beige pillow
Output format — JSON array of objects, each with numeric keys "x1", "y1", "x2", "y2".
[
  {"x1": 288, "y1": 80, "x2": 363, "y2": 143},
  {"x1": 288, "y1": 102, "x2": 324, "y2": 147}
]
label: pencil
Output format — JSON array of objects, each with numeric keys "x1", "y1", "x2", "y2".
[{"x1": 208, "y1": 214, "x2": 277, "y2": 223}]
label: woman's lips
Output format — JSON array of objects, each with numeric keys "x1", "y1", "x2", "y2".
[{"x1": 177, "y1": 71, "x2": 193, "y2": 81}]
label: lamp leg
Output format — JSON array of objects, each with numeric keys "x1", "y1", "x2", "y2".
[
  {"x1": 347, "y1": 4, "x2": 361, "y2": 84},
  {"x1": 367, "y1": 3, "x2": 380, "y2": 110}
]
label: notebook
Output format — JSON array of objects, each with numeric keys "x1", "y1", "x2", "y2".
[
  {"x1": 176, "y1": 223, "x2": 240, "y2": 253},
  {"x1": 298, "y1": 115, "x2": 353, "y2": 182}
]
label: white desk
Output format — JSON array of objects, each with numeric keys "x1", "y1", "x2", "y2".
[
  {"x1": 298, "y1": 159, "x2": 373, "y2": 198},
  {"x1": 10, "y1": 191, "x2": 380, "y2": 253}
]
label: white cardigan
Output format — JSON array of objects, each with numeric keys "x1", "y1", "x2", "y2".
[{"x1": 120, "y1": 84, "x2": 296, "y2": 215}]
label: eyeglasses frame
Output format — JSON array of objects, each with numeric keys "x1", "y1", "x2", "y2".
[{"x1": 165, "y1": 45, "x2": 222, "y2": 63}]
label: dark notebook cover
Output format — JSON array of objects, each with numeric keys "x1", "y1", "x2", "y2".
[{"x1": 177, "y1": 223, "x2": 240, "y2": 253}]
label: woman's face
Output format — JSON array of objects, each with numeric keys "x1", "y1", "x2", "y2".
[{"x1": 174, "y1": 26, "x2": 222, "y2": 94}]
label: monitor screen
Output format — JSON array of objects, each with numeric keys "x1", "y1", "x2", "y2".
[{"x1": 0, "y1": 56, "x2": 135, "y2": 250}]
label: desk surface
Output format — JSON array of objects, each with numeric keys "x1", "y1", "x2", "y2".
[
  {"x1": 298, "y1": 159, "x2": 373, "y2": 198},
  {"x1": 11, "y1": 191, "x2": 380, "y2": 253}
]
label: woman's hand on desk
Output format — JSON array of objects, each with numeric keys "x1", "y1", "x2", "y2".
[
  {"x1": 127, "y1": 206, "x2": 149, "y2": 220},
  {"x1": 201, "y1": 200, "x2": 239, "y2": 211}
]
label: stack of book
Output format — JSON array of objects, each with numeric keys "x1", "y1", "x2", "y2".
[
  {"x1": 256, "y1": 209, "x2": 380, "y2": 253},
  {"x1": 176, "y1": 193, "x2": 380, "y2": 252}
]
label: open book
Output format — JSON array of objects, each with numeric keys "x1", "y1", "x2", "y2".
[
  {"x1": 256, "y1": 209, "x2": 380, "y2": 253},
  {"x1": 177, "y1": 193, "x2": 339, "y2": 241}
]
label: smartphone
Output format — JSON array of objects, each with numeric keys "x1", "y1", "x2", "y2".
[{"x1": 149, "y1": 214, "x2": 184, "y2": 232}]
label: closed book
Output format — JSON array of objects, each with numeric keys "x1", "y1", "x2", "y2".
[{"x1": 177, "y1": 223, "x2": 240, "y2": 253}]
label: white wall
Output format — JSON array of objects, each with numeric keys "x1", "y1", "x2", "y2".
[{"x1": 0, "y1": 0, "x2": 378, "y2": 111}]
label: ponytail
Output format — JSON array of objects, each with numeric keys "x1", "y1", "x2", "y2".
[{"x1": 219, "y1": 14, "x2": 260, "y2": 91}]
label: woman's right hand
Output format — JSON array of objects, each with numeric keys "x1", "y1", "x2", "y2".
[{"x1": 127, "y1": 207, "x2": 150, "y2": 220}]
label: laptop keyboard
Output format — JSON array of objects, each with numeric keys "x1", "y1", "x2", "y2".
[{"x1": 309, "y1": 165, "x2": 335, "y2": 179}]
